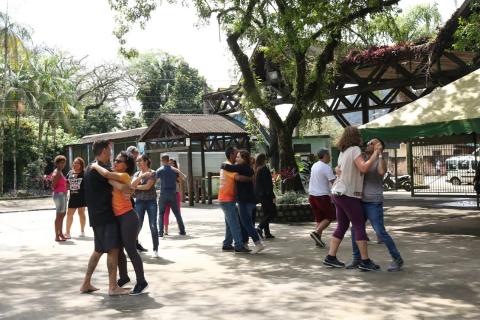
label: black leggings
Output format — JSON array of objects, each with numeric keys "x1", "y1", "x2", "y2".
[
  {"x1": 117, "y1": 210, "x2": 146, "y2": 284},
  {"x1": 258, "y1": 198, "x2": 277, "y2": 235}
]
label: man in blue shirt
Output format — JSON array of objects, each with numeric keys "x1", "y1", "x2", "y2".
[{"x1": 156, "y1": 154, "x2": 186, "y2": 236}]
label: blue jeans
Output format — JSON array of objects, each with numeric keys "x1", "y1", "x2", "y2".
[
  {"x1": 220, "y1": 202, "x2": 244, "y2": 250},
  {"x1": 351, "y1": 202, "x2": 401, "y2": 260},
  {"x1": 158, "y1": 192, "x2": 185, "y2": 235},
  {"x1": 135, "y1": 199, "x2": 159, "y2": 251},
  {"x1": 238, "y1": 202, "x2": 260, "y2": 243}
]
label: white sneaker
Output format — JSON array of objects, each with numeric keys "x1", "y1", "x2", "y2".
[
  {"x1": 151, "y1": 250, "x2": 160, "y2": 258},
  {"x1": 251, "y1": 243, "x2": 265, "y2": 254},
  {"x1": 79, "y1": 232, "x2": 85, "y2": 238}
]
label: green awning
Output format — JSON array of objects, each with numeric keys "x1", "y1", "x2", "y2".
[{"x1": 360, "y1": 68, "x2": 480, "y2": 142}]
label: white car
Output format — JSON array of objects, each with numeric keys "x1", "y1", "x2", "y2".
[{"x1": 445, "y1": 156, "x2": 478, "y2": 185}]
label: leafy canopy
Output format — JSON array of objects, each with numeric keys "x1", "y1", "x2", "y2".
[{"x1": 128, "y1": 51, "x2": 208, "y2": 125}]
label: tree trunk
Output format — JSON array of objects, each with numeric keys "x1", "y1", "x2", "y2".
[
  {"x1": 277, "y1": 125, "x2": 305, "y2": 193},
  {"x1": 44, "y1": 125, "x2": 50, "y2": 156},
  {"x1": 13, "y1": 112, "x2": 18, "y2": 195},
  {"x1": 267, "y1": 123, "x2": 279, "y2": 171},
  {"x1": 0, "y1": 16, "x2": 8, "y2": 194},
  {"x1": 38, "y1": 111, "x2": 45, "y2": 158},
  {"x1": 52, "y1": 125, "x2": 57, "y2": 152}
]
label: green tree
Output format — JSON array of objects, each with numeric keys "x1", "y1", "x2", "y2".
[
  {"x1": 121, "y1": 110, "x2": 144, "y2": 129},
  {"x1": 81, "y1": 104, "x2": 121, "y2": 135},
  {"x1": 349, "y1": 3, "x2": 442, "y2": 46},
  {"x1": 454, "y1": 0, "x2": 480, "y2": 53},
  {"x1": 2, "y1": 116, "x2": 76, "y2": 193},
  {"x1": 128, "y1": 52, "x2": 208, "y2": 125},
  {"x1": 0, "y1": 11, "x2": 31, "y2": 194},
  {"x1": 110, "y1": 0, "x2": 400, "y2": 191}
]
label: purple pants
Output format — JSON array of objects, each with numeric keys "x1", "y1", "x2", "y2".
[{"x1": 331, "y1": 195, "x2": 368, "y2": 241}]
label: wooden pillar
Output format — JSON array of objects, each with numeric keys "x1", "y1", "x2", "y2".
[
  {"x1": 187, "y1": 138, "x2": 194, "y2": 207},
  {"x1": 207, "y1": 172, "x2": 213, "y2": 204},
  {"x1": 200, "y1": 138, "x2": 206, "y2": 204},
  {"x1": 362, "y1": 94, "x2": 369, "y2": 125}
]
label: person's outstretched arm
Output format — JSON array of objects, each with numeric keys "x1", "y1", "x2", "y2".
[{"x1": 90, "y1": 163, "x2": 125, "y2": 182}]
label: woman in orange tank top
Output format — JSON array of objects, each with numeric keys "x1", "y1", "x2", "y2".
[{"x1": 90, "y1": 151, "x2": 152, "y2": 295}]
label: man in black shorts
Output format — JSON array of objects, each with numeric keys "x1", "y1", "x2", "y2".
[{"x1": 80, "y1": 140, "x2": 131, "y2": 296}]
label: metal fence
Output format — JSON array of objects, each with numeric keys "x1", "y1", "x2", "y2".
[
  {"x1": 377, "y1": 137, "x2": 479, "y2": 198},
  {"x1": 410, "y1": 142, "x2": 478, "y2": 196}
]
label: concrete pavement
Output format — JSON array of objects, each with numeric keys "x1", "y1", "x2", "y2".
[{"x1": 0, "y1": 197, "x2": 479, "y2": 320}]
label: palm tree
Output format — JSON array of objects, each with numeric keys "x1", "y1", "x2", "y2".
[
  {"x1": 0, "y1": 11, "x2": 31, "y2": 194},
  {"x1": 4, "y1": 64, "x2": 32, "y2": 193}
]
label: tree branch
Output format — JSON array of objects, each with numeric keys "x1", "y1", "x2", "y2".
[
  {"x1": 303, "y1": 31, "x2": 341, "y2": 103},
  {"x1": 226, "y1": 0, "x2": 264, "y2": 106}
]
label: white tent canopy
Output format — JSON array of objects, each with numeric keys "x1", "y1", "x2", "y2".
[{"x1": 359, "y1": 68, "x2": 480, "y2": 142}]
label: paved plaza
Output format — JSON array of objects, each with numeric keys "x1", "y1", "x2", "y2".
[{"x1": 0, "y1": 195, "x2": 479, "y2": 320}]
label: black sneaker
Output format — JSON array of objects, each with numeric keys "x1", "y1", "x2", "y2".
[
  {"x1": 346, "y1": 258, "x2": 361, "y2": 269},
  {"x1": 388, "y1": 257, "x2": 404, "y2": 272},
  {"x1": 265, "y1": 234, "x2": 275, "y2": 239},
  {"x1": 256, "y1": 227, "x2": 264, "y2": 239},
  {"x1": 136, "y1": 242, "x2": 148, "y2": 252},
  {"x1": 310, "y1": 232, "x2": 325, "y2": 247},
  {"x1": 117, "y1": 277, "x2": 130, "y2": 288},
  {"x1": 359, "y1": 259, "x2": 381, "y2": 272},
  {"x1": 222, "y1": 246, "x2": 234, "y2": 251},
  {"x1": 129, "y1": 282, "x2": 149, "y2": 296},
  {"x1": 234, "y1": 247, "x2": 251, "y2": 254},
  {"x1": 179, "y1": 232, "x2": 186, "y2": 236},
  {"x1": 323, "y1": 255, "x2": 345, "y2": 268}
]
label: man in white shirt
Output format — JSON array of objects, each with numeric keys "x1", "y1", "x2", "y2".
[{"x1": 308, "y1": 149, "x2": 336, "y2": 247}]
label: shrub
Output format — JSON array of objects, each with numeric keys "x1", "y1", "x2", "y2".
[{"x1": 276, "y1": 191, "x2": 309, "y2": 205}]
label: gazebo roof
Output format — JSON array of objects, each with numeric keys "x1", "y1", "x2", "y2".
[
  {"x1": 139, "y1": 114, "x2": 247, "y2": 142},
  {"x1": 70, "y1": 127, "x2": 147, "y2": 145}
]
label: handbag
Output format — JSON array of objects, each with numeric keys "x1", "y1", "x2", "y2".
[
  {"x1": 331, "y1": 151, "x2": 346, "y2": 195},
  {"x1": 331, "y1": 177, "x2": 347, "y2": 195}
]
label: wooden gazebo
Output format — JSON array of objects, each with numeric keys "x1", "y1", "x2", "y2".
[{"x1": 138, "y1": 114, "x2": 249, "y2": 206}]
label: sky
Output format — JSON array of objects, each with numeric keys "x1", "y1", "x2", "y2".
[{"x1": 0, "y1": 0, "x2": 461, "y2": 115}]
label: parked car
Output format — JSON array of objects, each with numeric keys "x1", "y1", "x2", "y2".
[{"x1": 445, "y1": 156, "x2": 478, "y2": 185}]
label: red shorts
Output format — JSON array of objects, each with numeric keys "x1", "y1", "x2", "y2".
[{"x1": 308, "y1": 195, "x2": 336, "y2": 222}]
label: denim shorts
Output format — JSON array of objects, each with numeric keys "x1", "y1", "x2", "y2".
[{"x1": 53, "y1": 192, "x2": 67, "y2": 214}]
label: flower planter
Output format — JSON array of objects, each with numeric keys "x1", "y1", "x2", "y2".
[{"x1": 256, "y1": 203, "x2": 313, "y2": 223}]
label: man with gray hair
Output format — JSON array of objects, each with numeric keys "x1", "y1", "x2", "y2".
[{"x1": 308, "y1": 149, "x2": 336, "y2": 247}]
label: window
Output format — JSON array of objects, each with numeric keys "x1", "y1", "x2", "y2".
[
  {"x1": 293, "y1": 144, "x2": 311, "y2": 154},
  {"x1": 446, "y1": 161, "x2": 457, "y2": 170},
  {"x1": 471, "y1": 160, "x2": 478, "y2": 170},
  {"x1": 458, "y1": 160, "x2": 469, "y2": 170},
  {"x1": 432, "y1": 150, "x2": 441, "y2": 156}
]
